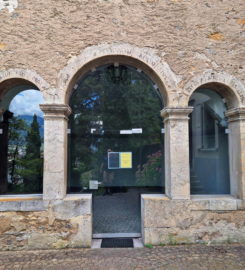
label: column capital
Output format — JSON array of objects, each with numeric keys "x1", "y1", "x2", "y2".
[
  {"x1": 225, "y1": 107, "x2": 245, "y2": 122},
  {"x1": 160, "y1": 107, "x2": 193, "y2": 121},
  {"x1": 40, "y1": 104, "x2": 72, "y2": 120}
]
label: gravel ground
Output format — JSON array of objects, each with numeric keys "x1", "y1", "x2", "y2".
[{"x1": 0, "y1": 244, "x2": 244, "y2": 270}]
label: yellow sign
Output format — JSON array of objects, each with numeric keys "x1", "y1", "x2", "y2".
[{"x1": 120, "y1": 152, "x2": 132, "y2": 169}]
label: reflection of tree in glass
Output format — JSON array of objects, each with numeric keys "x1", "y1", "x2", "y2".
[
  {"x1": 136, "y1": 150, "x2": 162, "y2": 186},
  {"x1": 69, "y1": 65, "x2": 164, "y2": 189},
  {"x1": 8, "y1": 116, "x2": 28, "y2": 187},
  {"x1": 8, "y1": 115, "x2": 43, "y2": 193}
]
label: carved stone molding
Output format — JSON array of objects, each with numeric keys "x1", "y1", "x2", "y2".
[
  {"x1": 58, "y1": 43, "x2": 182, "y2": 104},
  {"x1": 40, "y1": 104, "x2": 72, "y2": 120},
  {"x1": 0, "y1": 68, "x2": 50, "y2": 92},
  {"x1": 161, "y1": 107, "x2": 193, "y2": 121},
  {"x1": 182, "y1": 71, "x2": 245, "y2": 107},
  {"x1": 225, "y1": 108, "x2": 245, "y2": 123},
  {"x1": 0, "y1": 68, "x2": 61, "y2": 104}
]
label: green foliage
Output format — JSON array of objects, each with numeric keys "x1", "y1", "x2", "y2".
[
  {"x1": 20, "y1": 114, "x2": 42, "y2": 192},
  {"x1": 26, "y1": 115, "x2": 41, "y2": 159},
  {"x1": 68, "y1": 65, "x2": 164, "y2": 191},
  {"x1": 8, "y1": 114, "x2": 43, "y2": 193},
  {"x1": 8, "y1": 116, "x2": 28, "y2": 186}
]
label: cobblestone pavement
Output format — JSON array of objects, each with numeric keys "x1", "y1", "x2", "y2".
[{"x1": 0, "y1": 245, "x2": 244, "y2": 270}]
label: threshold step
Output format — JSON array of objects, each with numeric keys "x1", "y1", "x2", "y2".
[
  {"x1": 93, "y1": 233, "x2": 141, "y2": 239},
  {"x1": 92, "y1": 238, "x2": 144, "y2": 249}
]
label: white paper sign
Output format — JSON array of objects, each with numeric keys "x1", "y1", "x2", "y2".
[
  {"x1": 120, "y1": 130, "x2": 133, "y2": 134},
  {"x1": 89, "y1": 180, "x2": 99, "y2": 190},
  {"x1": 132, "y1": 128, "x2": 142, "y2": 134}
]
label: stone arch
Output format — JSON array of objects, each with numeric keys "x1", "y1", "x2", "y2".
[
  {"x1": 183, "y1": 71, "x2": 245, "y2": 108},
  {"x1": 0, "y1": 68, "x2": 50, "y2": 92},
  {"x1": 0, "y1": 69, "x2": 46, "y2": 195},
  {"x1": 0, "y1": 68, "x2": 60, "y2": 105},
  {"x1": 58, "y1": 43, "x2": 182, "y2": 106}
]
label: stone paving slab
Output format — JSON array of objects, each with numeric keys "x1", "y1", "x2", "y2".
[{"x1": 0, "y1": 245, "x2": 244, "y2": 270}]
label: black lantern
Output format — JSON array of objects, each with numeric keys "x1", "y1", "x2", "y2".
[{"x1": 106, "y1": 64, "x2": 129, "y2": 84}]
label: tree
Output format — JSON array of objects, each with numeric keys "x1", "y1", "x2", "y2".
[
  {"x1": 8, "y1": 116, "x2": 28, "y2": 188},
  {"x1": 68, "y1": 65, "x2": 164, "y2": 190},
  {"x1": 18, "y1": 114, "x2": 43, "y2": 193}
]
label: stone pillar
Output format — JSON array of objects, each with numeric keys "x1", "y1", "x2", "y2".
[
  {"x1": 40, "y1": 104, "x2": 72, "y2": 200},
  {"x1": 225, "y1": 108, "x2": 245, "y2": 199},
  {"x1": 161, "y1": 107, "x2": 193, "y2": 200}
]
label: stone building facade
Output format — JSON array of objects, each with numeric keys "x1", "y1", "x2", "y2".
[{"x1": 0, "y1": 0, "x2": 245, "y2": 250}]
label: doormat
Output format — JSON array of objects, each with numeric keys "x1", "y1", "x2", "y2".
[{"x1": 101, "y1": 238, "x2": 134, "y2": 248}]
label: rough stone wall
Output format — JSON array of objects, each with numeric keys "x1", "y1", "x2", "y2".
[
  {"x1": 0, "y1": 0, "x2": 244, "y2": 89},
  {"x1": 142, "y1": 196, "x2": 245, "y2": 245},
  {"x1": 0, "y1": 0, "x2": 245, "y2": 250},
  {"x1": 0, "y1": 196, "x2": 92, "y2": 250}
]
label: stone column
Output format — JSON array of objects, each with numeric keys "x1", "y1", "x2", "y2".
[
  {"x1": 40, "y1": 104, "x2": 72, "y2": 200},
  {"x1": 161, "y1": 107, "x2": 193, "y2": 200},
  {"x1": 225, "y1": 108, "x2": 245, "y2": 199}
]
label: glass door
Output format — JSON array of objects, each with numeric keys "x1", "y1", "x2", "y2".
[{"x1": 68, "y1": 64, "x2": 165, "y2": 235}]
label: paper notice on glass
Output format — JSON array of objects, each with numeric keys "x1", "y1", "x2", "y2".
[
  {"x1": 120, "y1": 130, "x2": 133, "y2": 134},
  {"x1": 132, "y1": 128, "x2": 142, "y2": 134},
  {"x1": 120, "y1": 152, "x2": 132, "y2": 169},
  {"x1": 89, "y1": 180, "x2": 99, "y2": 190},
  {"x1": 108, "y1": 152, "x2": 120, "y2": 169}
]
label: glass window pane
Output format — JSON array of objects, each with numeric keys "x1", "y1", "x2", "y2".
[
  {"x1": 68, "y1": 64, "x2": 165, "y2": 234},
  {"x1": 189, "y1": 88, "x2": 230, "y2": 194},
  {"x1": 0, "y1": 89, "x2": 44, "y2": 194},
  {"x1": 68, "y1": 64, "x2": 164, "y2": 193}
]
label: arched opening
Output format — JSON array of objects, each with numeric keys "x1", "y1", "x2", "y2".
[
  {"x1": 189, "y1": 87, "x2": 230, "y2": 194},
  {"x1": 0, "y1": 79, "x2": 44, "y2": 194},
  {"x1": 68, "y1": 63, "x2": 165, "y2": 235}
]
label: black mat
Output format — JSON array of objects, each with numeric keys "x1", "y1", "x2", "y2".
[{"x1": 101, "y1": 238, "x2": 134, "y2": 248}]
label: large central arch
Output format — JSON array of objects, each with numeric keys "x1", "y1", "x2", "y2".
[
  {"x1": 67, "y1": 61, "x2": 165, "y2": 236},
  {"x1": 57, "y1": 43, "x2": 183, "y2": 106}
]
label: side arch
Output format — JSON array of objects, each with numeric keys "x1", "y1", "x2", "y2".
[
  {"x1": 0, "y1": 68, "x2": 50, "y2": 92},
  {"x1": 0, "y1": 68, "x2": 60, "y2": 105},
  {"x1": 182, "y1": 71, "x2": 245, "y2": 108},
  {"x1": 0, "y1": 69, "x2": 46, "y2": 195},
  {"x1": 58, "y1": 43, "x2": 182, "y2": 106}
]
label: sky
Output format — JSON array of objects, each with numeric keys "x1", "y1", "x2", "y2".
[{"x1": 9, "y1": 90, "x2": 44, "y2": 117}]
